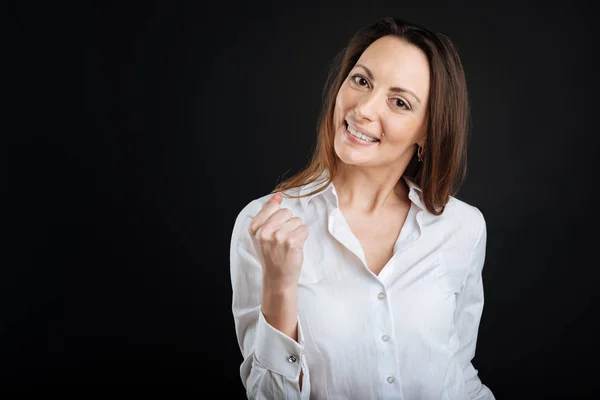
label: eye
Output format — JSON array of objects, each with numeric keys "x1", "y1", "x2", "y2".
[
  {"x1": 350, "y1": 74, "x2": 369, "y2": 88},
  {"x1": 392, "y1": 98, "x2": 410, "y2": 110}
]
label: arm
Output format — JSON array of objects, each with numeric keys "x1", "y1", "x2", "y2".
[
  {"x1": 454, "y1": 208, "x2": 495, "y2": 400},
  {"x1": 230, "y1": 201, "x2": 310, "y2": 399}
]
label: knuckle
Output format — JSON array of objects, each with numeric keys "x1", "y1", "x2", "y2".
[
  {"x1": 273, "y1": 230, "x2": 286, "y2": 243},
  {"x1": 257, "y1": 227, "x2": 269, "y2": 242},
  {"x1": 248, "y1": 221, "x2": 258, "y2": 235},
  {"x1": 299, "y1": 225, "x2": 310, "y2": 238}
]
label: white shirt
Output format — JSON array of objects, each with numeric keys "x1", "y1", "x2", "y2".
[{"x1": 230, "y1": 170, "x2": 495, "y2": 400}]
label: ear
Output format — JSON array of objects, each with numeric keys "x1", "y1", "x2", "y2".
[{"x1": 416, "y1": 124, "x2": 428, "y2": 148}]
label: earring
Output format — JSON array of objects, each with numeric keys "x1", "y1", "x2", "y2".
[{"x1": 417, "y1": 145, "x2": 425, "y2": 162}]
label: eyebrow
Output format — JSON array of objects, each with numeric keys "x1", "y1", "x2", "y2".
[{"x1": 354, "y1": 64, "x2": 422, "y2": 105}]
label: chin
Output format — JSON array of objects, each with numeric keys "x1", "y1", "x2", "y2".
[{"x1": 334, "y1": 138, "x2": 370, "y2": 166}]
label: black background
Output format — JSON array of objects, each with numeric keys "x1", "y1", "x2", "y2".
[{"x1": 6, "y1": 0, "x2": 599, "y2": 398}]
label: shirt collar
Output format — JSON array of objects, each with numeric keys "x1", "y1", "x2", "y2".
[
  {"x1": 403, "y1": 175, "x2": 424, "y2": 209},
  {"x1": 298, "y1": 169, "x2": 334, "y2": 211},
  {"x1": 298, "y1": 169, "x2": 424, "y2": 211}
]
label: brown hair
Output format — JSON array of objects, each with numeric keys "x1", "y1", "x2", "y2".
[{"x1": 272, "y1": 17, "x2": 470, "y2": 216}]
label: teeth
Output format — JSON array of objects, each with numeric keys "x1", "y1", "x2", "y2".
[{"x1": 347, "y1": 123, "x2": 378, "y2": 143}]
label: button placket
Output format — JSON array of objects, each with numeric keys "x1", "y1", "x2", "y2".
[{"x1": 374, "y1": 287, "x2": 400, "y2": 392}]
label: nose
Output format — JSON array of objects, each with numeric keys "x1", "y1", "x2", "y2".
[{"x1": 353, "y1": 91, "x2": 380, "y2": 121}]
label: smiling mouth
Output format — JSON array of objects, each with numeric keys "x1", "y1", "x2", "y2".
[{"x1": 345, "y1": 121, "x2": 380, "y2": 143}]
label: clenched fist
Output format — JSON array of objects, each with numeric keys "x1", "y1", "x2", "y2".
[{"x1": 248, "y1": 192, "x2": 310, "y2": 289}]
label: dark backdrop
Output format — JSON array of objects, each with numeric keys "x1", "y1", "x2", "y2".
[{"x1": 6, "y1": 0, "x2": 599, "y2": 398}]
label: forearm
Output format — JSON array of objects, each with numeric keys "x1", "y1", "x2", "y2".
[
  {"x1": 261, "y1": 283, "x2": 299, "y2": 341},
  {"x1": 232, "y1": 202, "x2": 309, "y2": 398}
]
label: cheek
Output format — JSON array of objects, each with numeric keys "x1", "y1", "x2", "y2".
[
  {"x1": 333, "y1": 93, "x2": 346, "y2": 123},
  {"x1": 383, "y1": 117, "x2": 425, "y2": 141},
  {"x1": 335, "y1": 89, "x2": 345, "y2": 105}
]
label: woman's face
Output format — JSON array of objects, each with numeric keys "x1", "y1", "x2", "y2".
[{"x1": 333, "y1": 35, "x2": 430, "y2": 169}]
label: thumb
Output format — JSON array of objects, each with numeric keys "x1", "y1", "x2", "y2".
[
  {"x1": 272, "y1": 192, "x2": 282, "y2": 205},
  {"x1": 264, "y1": 192, "x2": 282, "y2": 208}
]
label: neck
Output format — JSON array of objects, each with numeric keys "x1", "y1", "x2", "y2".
[{"x1": 332, "y1": 164, "x2": 409, "y2": 216}]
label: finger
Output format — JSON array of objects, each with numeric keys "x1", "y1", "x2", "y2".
[
  {"x1": 286, "y1": 224, "x2": 310, "y2": 249},
  {"x1": 272, "y1": 192, "x2": 282, "y2": 205},
  {"x1": 249, "y1": 195, "x2": 282, "y2": 235},
  {"x1": 273, "y1": 217, "x2": 303, "y2": 240},
  {"x1": 258, "y1": 194, "x2": 283, "y2": 219},
  {"x1": 262, "y1": 192, "x2": 282, "y2": 209},
  {"x1": 258, "y1": 208, "x2": 294, "y2": 239}
]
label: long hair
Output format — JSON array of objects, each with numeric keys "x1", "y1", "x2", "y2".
[{"x1": 272, "y1": 17, "x2": 470, "y2": 216}]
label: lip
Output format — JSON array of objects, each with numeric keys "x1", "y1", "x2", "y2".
[
  {"x1": 345, "y1": 121, "x2": 379, "y2": 140},
  {"x1": 343, "y1": 123, "x2": 379, "y2": 147}
]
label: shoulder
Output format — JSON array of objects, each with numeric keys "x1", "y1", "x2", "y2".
[
  {"x1": 438, "y1": 195, "x2": 486, "y2": 252},
  {"x1": 230, "y1": 186, "x2": 305, "y2": 247},
  {"x1": 443, "y1": 195, "x2": 486, "y2": 229},
  {"x1": 233, "y1": 186, "x2": 304, "y2": 225}
]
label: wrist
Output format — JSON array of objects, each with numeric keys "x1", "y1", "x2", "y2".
[
  {"x1": 262, "y1": 275, "x2": 298, "y2": 295},
  {"x1": 261, "y1": 284, "x2": 299, "y2": 340},
  {"x1": 262, "y1": 283, "x2": 297, "y2": 308},
  {"x1": 261, "y1": 283, "x2": 297, "y2": 312}
]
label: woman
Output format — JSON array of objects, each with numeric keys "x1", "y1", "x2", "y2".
[{"x1": 230, "y1": 17, "x2": 495, "y2": 400}]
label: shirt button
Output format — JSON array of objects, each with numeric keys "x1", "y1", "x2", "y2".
[
  {"x1": 377, "y1": 292, "x2": 385, "y2": 300},
  {"x1": 288, "y1": 355, "x2": 297, "y2": 363},
  {"x1": 387, "y1": 376, "x2": 395, "y2": 384},
  {"x1": 382, "y1": 334, "x2": 389, "y2": 342}
]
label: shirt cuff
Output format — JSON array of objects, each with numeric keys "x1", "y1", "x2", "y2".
[{"x1": 254, "y1": 310, "x2": 305, "y2": 380}]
